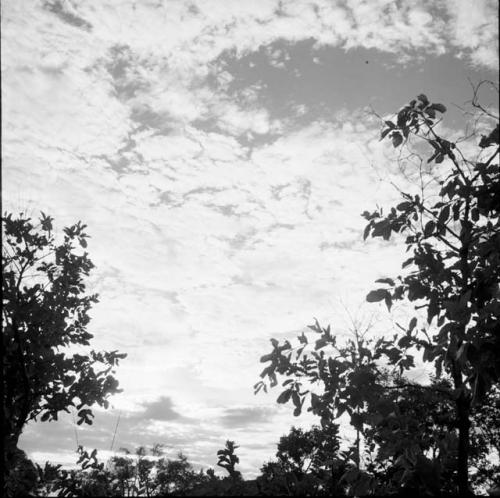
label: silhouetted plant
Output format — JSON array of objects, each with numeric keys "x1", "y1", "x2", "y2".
[
  {"x1": 256, "y1": 86, "x2": 499, "y2": 496},
  {"x1": 363, "y1": 88, "x2": 499, "y2": 495},
  {"x1": 258, "y1": 423, "x2": 347, "y2": 496},
  {"x1": 216, "y1": 440, "x2": 241, "y2": 480},
  {"x1": 2, "y1": 212, "x2": 126, "y2": 496}
]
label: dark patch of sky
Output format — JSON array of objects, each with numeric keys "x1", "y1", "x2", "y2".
[
  {"x1": 216, "y1": 39, "x2": 498, "y2": 128},
  {"x1": 141, "y1": 396, "x2": 182, "y2": 421}
]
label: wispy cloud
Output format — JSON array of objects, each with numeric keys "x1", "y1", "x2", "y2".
[
  {"x1": 445, "y1": 0, "x2": 499, "y2": 69},
  {"x1": 43, "y1": 0, "x2": 93, "y2": 31},
  {"x1": 219, "y1": 406, "x2": 276, "y2": 429}
]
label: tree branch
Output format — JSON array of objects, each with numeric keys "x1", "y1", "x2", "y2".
[{"x1": 383, "y1": 383, "x2": 453, "y2": 398}]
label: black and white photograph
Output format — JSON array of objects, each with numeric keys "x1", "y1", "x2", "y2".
[{"x1": 2, "y1": 0, "x2": 499, "y2": 495}]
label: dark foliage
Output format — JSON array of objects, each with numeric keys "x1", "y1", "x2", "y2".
[
  {"x1": 256, "y1": 90, "x2": 499, "y2": 496},
  {"x1": 2, "y1": 212, "x2": 126, "y2": 496}
]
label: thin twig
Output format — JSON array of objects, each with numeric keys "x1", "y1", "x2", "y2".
[{"x1": 110, "y1": 411, "x2": 122, "y2": 452}]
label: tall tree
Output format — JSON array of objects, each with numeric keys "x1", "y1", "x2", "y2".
[
  {"x1": 256, "y1": 87, "x2": 499, "y2": 496},
  {"x1": 362, "y1": 89, "x2": 499, "y2": 495},
  {"x1": 2, "y1": 212, "x2": 126, "y2": 494}
]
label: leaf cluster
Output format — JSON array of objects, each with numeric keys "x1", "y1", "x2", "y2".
[{"x1": 2, "y1": 212, "x2": 126, "y2": 441}]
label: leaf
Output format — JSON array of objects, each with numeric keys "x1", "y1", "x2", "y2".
[
  {"x1": 310, "y1": 392, "x2": 321, "y2": 409},
  {"x1": 424, "y1": 220, "x2": 435, "y2": 237},
  {"x1": 427, "y1": 152, "x2": 438, "y2": 163},
  {"x1": 430, "y1": 103, "x2": 447, "y2": 113},
  {"x1": 40, "y1": 213, "x2": 53, "y2": 232},
  {"x1": 385, "y1": 120, "x2": 396, "y2": 129},
  {"x1": 366, "y1": 289, "x2": 389, "y2": 302},
  {"x1": 438, "y1": 204, "x2": 450, "y2": 226},
  {"x1": 397, "y1": 110, "x2": 407, "y2": 128},
  {"x1": 429, "y1": 139, "x2": 440, "y2": 150},
  {"x1": 392, "y1": 132, "x2": 403, "y2": 148},
  {"x1": 398, "y1": 335, "x2": 412, "y2": 348},
  {"x1": 408, "y1": 317, "x2": 417, "y2": 333},
  {"x1": 385, "y1": 294, "x2": 392, "y2": 311},
  {"x1": 260, "y1": 365, "x2": 273, "y2": 380},
  {"x1": 269, "y1": 372, "x2": 277, "y2": 387},
  {"x1": 315, "y1": 337, "x2": 328, "y2": 350},
  {"x1": 276, "y1": 389, "x2": 292, "y2": 404},
  {"x1": 363, "y1": 223, "x2": 371, "y2": 240},
  {"x1": 427, "y1": 297, "x2": 439, "y2": 324},
  {"x1": 376, "y1": 277, "x2": 395, "y2": 286},
  {"x1": 380, "y1": 128, "x2": 391, "y2": 141},
  {"x1": 402, "y1": 257, "x2": 414, "y2": 268},
  {"x1": 435, "y1": 153, "x2": 444, "y2": 163},
  {"x1": 417, "y1": 94, "x2": 429, "y2": 106},
  {"x1": 396, "y1": 201, "x2": 412, "y2": 211},
  {"x1": 298, "y1": 332, "x2": 308, "y2": 344}
]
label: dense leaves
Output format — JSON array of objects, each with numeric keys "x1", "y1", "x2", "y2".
[
  {"x1": 30, "y1": 387, "x2": 500, "y2": 497},
  {"x1": 35, "y1": 445, "x2": 211, "y2": 497},
  {"x1": 34, "y1": 442, "x2": 259, "y2": 497},
  {"x1": 364, "y1": 93, "x2": 499, "y2": 494},
  {"x1": 2, "y1": 212, "x2": 126, "y2": 496},
  {"x1": 258, "y1": 424, "x2": 348, "y2": 496},
  {"x1": 257, "y1": 91, "x2": 499, "y2": 496}
]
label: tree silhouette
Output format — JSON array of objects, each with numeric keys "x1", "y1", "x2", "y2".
[
  {"x1": 259, "y1": 423, "x2": 347, "y2": 496},
  {"x1": 217, "y1": 440, "x2": 241, "y2": 480},
  {"x1": 2, "y1": 212, "x2": 126, "y2": 496},
  {"x1": 363, "y1": 89, "x2": 499, "y2": 495},
  {"x1": 256, "y1": 87, "x2": 499, "y2": 496}
]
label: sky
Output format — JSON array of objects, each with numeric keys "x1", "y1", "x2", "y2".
[{"x1": 2, "y1": 0, "x2": 499, "y2": 478}]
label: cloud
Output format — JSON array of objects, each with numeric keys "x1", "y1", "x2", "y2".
[
  {"x1": 219, "y1": 406, "x2": 276, "y2": 429},
  {"x1": 444, "y1": 0, "x2": 499, "y2": 69},
  {"x1": 140, "y1": 396, "x2": 182, "y2": 421},
  {"x1": 3, "y1": 0, "x2": 495, "y2": 179},
  {"x1": 43, "y1": 0, "x2": 93, "y2": 31}
]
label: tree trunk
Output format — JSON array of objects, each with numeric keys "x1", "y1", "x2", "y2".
[
  {"x1": 355, "y1": 428, "x2": 360, "y2": 470},
  {"x1": 456, "y1": 394, "x2": 471, "y2": 496},
  {"x1": 455, "y1": 199, "x2": 472, "y2": 497}
]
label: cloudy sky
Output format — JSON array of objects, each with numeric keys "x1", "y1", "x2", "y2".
[{"x1": 2, "y1": 0, "x2": 499, "y2": 477}]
